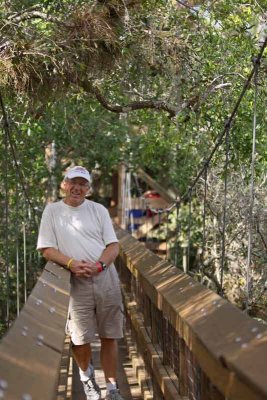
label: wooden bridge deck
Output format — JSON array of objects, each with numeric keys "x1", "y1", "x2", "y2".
[
  {"x1": 0, "y1": 227, "x2": 267, "y2": 400},
  {"x1": 71, "y1": 339, "x2": 143, "y2": 400}
]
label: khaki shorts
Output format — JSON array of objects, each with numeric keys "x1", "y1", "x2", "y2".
[{"x1": 66, "y1": 265, "x2": 124, "y2": 345}]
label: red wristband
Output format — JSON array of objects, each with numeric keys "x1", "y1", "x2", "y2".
[{"x1": 96, "y1": 261, "x2": 103, "y2": 273}]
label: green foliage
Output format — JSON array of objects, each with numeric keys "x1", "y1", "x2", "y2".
[{"x1": 0, "y1": 0, "x2": 266, "y2": 328}]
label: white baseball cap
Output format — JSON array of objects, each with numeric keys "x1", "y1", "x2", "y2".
[{"x1": 64, "y1": 166, "x2": 91, "y2": 182}]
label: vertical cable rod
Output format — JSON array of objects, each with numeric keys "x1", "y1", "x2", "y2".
[
  {"x1": 16, "y1": 170, "x2": 20, "y2": 316},
  {"x1": 201, "y1": 164, "x2": 208, "y2": 282},
  {"x1": 246, "y1": 59, "x2": 259, "y2": 312},
  {"x1": 174, "y1": 202, "x2": 180, "y2": 267},
  {"x1": 23, "y1": 222, "x2": 27, "y2": 303},
  {"x1": 220, "y1": 123, "x2": 231, "y2": 295},
  {"x1": 2, "y1": 105, "x2": 10, "y2": 327},
  {"x1": 158, "y1": 212, "x2": 162, "y2": 250},
  {"x1": 165, "y1": 211, "x2": 169, "y2": 260},
  {"x1": 187, "y1": 189, "x2": 192, "y2": 273}
]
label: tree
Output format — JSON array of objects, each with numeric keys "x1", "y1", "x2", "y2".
[{"x1": 0, "y1": 0, "x2": 266, "y2": 328}]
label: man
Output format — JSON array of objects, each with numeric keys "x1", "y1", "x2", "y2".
[{"x1": 37, "y1": 166, "x2": 124, "y2": 400}]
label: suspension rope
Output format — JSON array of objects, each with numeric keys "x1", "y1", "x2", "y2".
[
  {"x1": 125, "y1": 172, "x2": 131, "y2": 232},
  {"x1": 158, "y1": 211, "x2": 162, "y2": 248},
  {"x1": 246, "y1": 57, "x2": 260, "y2": 312},
  {"x1": 174, "y1": 202, "x2": 180, "y2": 267},
  {"x1": 3, "y1": 106, "x2": 10, "y2": 327},
  {"x1": 130, "y1": 33, "x2": 266, "y2": 217},
  {"x1": 0, "y1": 90, "x2": 37, "y2": 221},
  {"x1": 201, "y1": 163, "x2": 208, "y2": 281},
  {"x1": 121, "y1": 168, "x2": 126, "y2": 229},
  {"x1": 182, "y1": 35, "x2": 267, "y2": 203},
  {"x1": 186, "y1": 188, "x2": 192, "y2": 273},
  {"x1": 15, "y1": 170, "x2": 20, "y2": 316},
  {"x1": 23, "y1": 222, "x2": 27, "y2": 302},
  {"x1": 165, "y1": 210, "x2": 169, "y2": 260},
  {"x1": 219, "y1": 123, "x2": 231, "y2": 295}
]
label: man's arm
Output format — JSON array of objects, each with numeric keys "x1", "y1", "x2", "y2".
[
  {"x1": 41, "y1": 247, "x2": 93, "y2": 277},
  {"x1": 98, "y1": 242, "x2": 119, "y2": 266},
  {"x1": 80, "y1": 242, "x2": 120, "y2": 277},
  {"x1": 41, "y1": 242, "x2": 119, "y2": 277}
]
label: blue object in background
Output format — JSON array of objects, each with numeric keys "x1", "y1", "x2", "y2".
[
  {"x1": 127, "y1": 223, "x2": 141, "y2": 231},
  {"x1": 128, "y1": 209, "x2": 144, "y2": 218}
]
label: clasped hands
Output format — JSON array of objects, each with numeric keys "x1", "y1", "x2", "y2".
[{"x1": 69, "y1": 259, "x2": 100, "y2": 278}]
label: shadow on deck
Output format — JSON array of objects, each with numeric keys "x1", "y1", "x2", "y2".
[
  {"x1": 0, "y1": 227, "x2": 267, "y2": 400},
  {"x1": 72, "y1": 339, "x2": 143, "y2": 400}
]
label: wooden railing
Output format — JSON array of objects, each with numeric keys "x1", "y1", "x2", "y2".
[
  {"x1": 1, "y1": 227, "x2": 266, "y2": 400},
  {"x1": 0, "y1": 262, "x2": 71, "y2": 400},
  {"x1": 115, "y1": 226, "x2": 267, "y2": 400}
]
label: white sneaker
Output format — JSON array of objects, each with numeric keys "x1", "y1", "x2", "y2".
[
  {"x1": 82, "y1": 375, "x2": 101, "y2": 400},
  {"x1": 105, "y1": 389, "x2": 124, "y2": 400}
]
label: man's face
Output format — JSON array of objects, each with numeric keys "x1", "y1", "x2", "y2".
[{"x1": 64, "y1": 177, "x2": 89, "y2": 206}]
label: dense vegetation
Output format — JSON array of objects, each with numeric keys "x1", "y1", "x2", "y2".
[{"x1": 0, "y1": 0, "x2": 266, "y2": 333}]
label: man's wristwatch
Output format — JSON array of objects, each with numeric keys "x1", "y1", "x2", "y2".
[{"x1": 99, "y1": 261, "x2": 107, "y2": 271}]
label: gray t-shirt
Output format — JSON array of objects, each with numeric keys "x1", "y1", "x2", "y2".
[{"x1": 37, "y1": 199, "x2": 118, "y2": 263}]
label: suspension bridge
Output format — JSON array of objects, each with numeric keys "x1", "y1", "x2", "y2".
[{"x1": 0, "y1": 37, "x2": 266, "y2": 400}]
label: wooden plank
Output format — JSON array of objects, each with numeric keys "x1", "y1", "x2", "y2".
[
  {"x1": 117, "y1": 163, "x2": 127, "y2": 228},
  {"x1": 146, "y1": 242, "x2": 167, "y2": 252},
  {"x1": 123, "y1": 330, "x2": 153, "y2": 400},
  {"x1": 133, "y1": 214, "x2": 162, "y2": 240},
  {"x1": 136, "y1": 168, "x2": 179, "y2": 203},
  {"x1": 57, "y1": 336, "x2": 71, "y2": 400},
  {"x1": 0, "y1": 261, "x2": 71, "y2": 400},
  {"x1": 115, "y1": 225, "x2": 267, "y2": 400},
  {"x1": 221, "y1": 331, "x2": 267, "y2": 399},
  {"x1": 123, "y1": 292, "x2": 187, "y2": 400}
]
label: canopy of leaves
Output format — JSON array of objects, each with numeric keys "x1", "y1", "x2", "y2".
[{"x1": 0, "y1": 0, "x2": 266, "y2": 327}]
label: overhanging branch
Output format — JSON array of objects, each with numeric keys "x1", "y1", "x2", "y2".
[{"x1": 81, "y1": 81, "x2": 190, "y2": 118}]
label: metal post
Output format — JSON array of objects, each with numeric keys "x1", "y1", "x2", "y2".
[
  {"x1": 16, "y1": 176, "x2": 20, "y2": 316},
  {"x1": 246, "y1": 59, "x2": 259, "y2": 312},
  {"x1": 23, "y1": 222, "x2": 27, "y2": 303}
]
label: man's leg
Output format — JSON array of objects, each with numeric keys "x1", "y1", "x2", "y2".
[
  {"x1": 100, "y1": 338, "x2": 118, "y2": 384},
  {"x1": 72, "y1": 343, "x2": 92, "y2": 371},
  {"x1": 72, "y1": 343, "x2": 101, "y2": 400},
  {"x1": 101, "y1": 338, "x2": 124, "y2": 399}
]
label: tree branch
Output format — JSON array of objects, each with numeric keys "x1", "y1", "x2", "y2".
[
  {"x1": 202, "y1": 268, "x2": 222, "y2": 293},
  {"x1": 256, "y1": 222, "x2": 267, "y2": 254},
  {"x1": 7, "y1": 9, "x2": 61, "y2": 24},
  {"x1": 81, "y1": 81, "x2": 197, "y2": 118}
]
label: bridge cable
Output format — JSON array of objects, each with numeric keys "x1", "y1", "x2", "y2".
[
  {"x1": 0, "y1": 91, "x2": 41, "y2": 308},
  {"x1": 165, "y1": 210, "x2": 169, "y2": 260},
  {"x1": 128, "y1": 36, "x2": 267, "y2": 220},
  {"x1": 246, "y1": 57, "x2": 260, "y2": 312},
  {"x1": 23, "y1": 222, "x2": 27, "y2": 302},
  {"x1": 3, "y1": 109, "x2": 10, "y2": 327},
  {"x1": 219, "y1": 123, "x2": 231, "y2": 295},
  {"x1": 158, "y1": 212, "x2": 162, "y2": 249},
  {"x1": 127, "y1": 38, "x2": 267, "y2": 282},
  {"x1": 174, "y1": 203, "x2": 180, "y2": 268},
  {"x1": 125, "y1": 172, "x2": 132, "y2": 233},
  {"x1": 151, "y1": 211, "x2": 155, "y2": 245},
  {"x1": 15, "y1": 169, "x2": 20, "y2": 316},
  {"x1": 201, "y1": 163, "x2": 208, "y2": 283},
  {"x1": 186, "y1": 188, "x2": 192, "y2": 273},
  {"x1": 0, "y1": 90, "x2": 38, "y2": 222},
  {"x1": 182, "y1": 35, "x2": 267, "y2": 203}
]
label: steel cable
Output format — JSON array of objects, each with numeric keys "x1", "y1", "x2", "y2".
[
  {"x1": 246, "y1": 58, "x2": 260, "y2": 312},
  {"x1": 220, "y1": 124, "x2": 231, "y2": 295},
  {"x1": 201, "y1": 163, "x2": 208, "y2": 282},
  {"x1": 0, "y1": 90, "x2": 38, "y2": 222}
]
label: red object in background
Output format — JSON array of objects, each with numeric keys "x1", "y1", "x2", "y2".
[
  {"x1": 146, "y1": 209, "x2": 154, "y2": 218},
  {"x1": 144, "y1": 191, "x2": 161, "y2": 199},
  {"x1": 144, "y1": 191, "x2": 161, "y2": 217}
]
